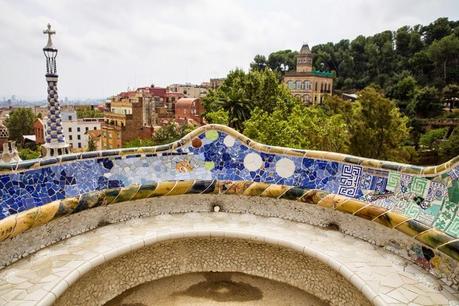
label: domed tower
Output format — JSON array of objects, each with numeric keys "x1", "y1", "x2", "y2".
[{"x1": 296, "y1": 44, "x2": 313, "y2": 73}]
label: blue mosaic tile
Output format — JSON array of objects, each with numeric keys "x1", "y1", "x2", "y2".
[{"x1": 0, "y1": 129, "x2": 456, "y2": 237}]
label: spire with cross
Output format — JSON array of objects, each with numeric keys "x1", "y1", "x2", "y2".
[
  {"x1": 41, "y1": 23, "x2": 69, "y2": 158},
  {"x1": 43, "y1": 23, "x2": 56, "y2": 50}
]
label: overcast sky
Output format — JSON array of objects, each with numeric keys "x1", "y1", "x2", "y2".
[{"x1": 0, "y1": 0, "x2": 458, "y2": 101}]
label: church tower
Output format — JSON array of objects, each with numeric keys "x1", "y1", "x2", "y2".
[{"x1": 296, "y1": 44, "x2": 313, "y2": 73}]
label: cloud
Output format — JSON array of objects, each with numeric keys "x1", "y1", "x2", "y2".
[{"x1": 0, "y1": 0, "x2": 458, "y2": 100}]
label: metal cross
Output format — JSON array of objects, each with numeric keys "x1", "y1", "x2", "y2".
[{"x1": 43, "y1": 24, "x2": 56, "y2": 48}]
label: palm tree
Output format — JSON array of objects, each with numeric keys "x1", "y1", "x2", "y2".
[{"x1": 216, "y1": 88, "x2": 251, "y2": 131}]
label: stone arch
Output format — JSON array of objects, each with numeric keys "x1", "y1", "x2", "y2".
[{"x1": 55, "y1": 233, "x2": 371, "y2": 306}]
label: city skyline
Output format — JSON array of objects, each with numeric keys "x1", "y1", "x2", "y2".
[{"x1": 0, "y1": 0, "x2": 458, "y2": 100}]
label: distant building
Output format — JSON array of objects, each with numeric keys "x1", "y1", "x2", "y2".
[
  {"x1": 43, "y1": 111, "x2": 102, "y2": 151},
  {"x1": 101, "y1": 89, "x2": 160, "y2": 149},
  {"x1": 167, "y1": 84, "x2": 208, "y2": 98},
  {"x1": 283, "y1": 44, "x2": 334, "y2": 104},
  {"x1": 175, "y1": 98, "x2": 205, "y2": 125}
]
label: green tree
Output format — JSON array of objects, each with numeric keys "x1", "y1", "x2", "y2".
[
  {"x1": 428, "y1": 34, "x2": 459, "y2": 84},
  {"x1": 152, "y1": 122, "x2": 195, "y2": 145},
  {"x1": 386, "y1": 73, "x2": 418, "y2": 111},
  {"x1": 267, "y1": 50, "x2": 298, "y2": 73},
  {"x1": 422, "y1": 17, "x2": 453, "y2": 45},
  {"x1": 244, "y1": 104, "x2": 350, "y2": 153},
  {"x1": 215, "y1": 87, "x2": 251, "y2": 131},
  {"x1": 18, "y1": 148, "x2": 41, "y2": 160},
  {"x1": 250, "y1": 54, "x2": 268, "y2": 71},
  {"x1": 321, "y1": 95, "x2": 353, "y2": 121},
  {"x1": 419, "y1": 128, "x2": 447, "y2": 150},
  {"x1": 349, "y1": 87, "x2": 411, "y2": 161},
  {"x1": 87, "y1": 138, "x2": 97, "y2": 151},
  {"x1": 408, "y1": 86, "x2": 443, "y2": 118},
  {"x1": 439, "y1": 128, "x2": 459, "y2": 162},
  {"x1": 5, "y1": 108, "x2": 35, "y2": 143},
  {"x1": 205, "y1": 109, "x2": 229, "y2": 125},
  {"x1": 395, "y1": 26, "x2": 412, "y2": 57},
  {"x1": 203, "y1": 68, "x2": 296, "y2": 131}
]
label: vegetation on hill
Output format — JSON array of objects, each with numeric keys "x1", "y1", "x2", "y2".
[{"x1": 205, "y1": 17, "x2": 459, "y2": 165}]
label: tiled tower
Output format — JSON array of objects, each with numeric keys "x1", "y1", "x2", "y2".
[{"x1": 42, "y1": 24, "x2": 69, "y2": 157}]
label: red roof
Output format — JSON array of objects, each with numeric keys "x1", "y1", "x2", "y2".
[
  {"x1": 176, "y1": 98, "x2": 197, "y2": 107},
  {"x1": 118, "y1": 91, "x2": 137, "y2": 98}
]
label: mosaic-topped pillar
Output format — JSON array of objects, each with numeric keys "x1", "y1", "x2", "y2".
[{"x1": 42, "y1": 24, "x2": 69, "y2": 158}]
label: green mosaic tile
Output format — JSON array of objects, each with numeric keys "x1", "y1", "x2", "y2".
[
  {"x1": 424, "y1": 199, "x2": 442, "y2": 217},
  {"x1": 434, "y1": 199, "x2": 458, "y2": 232},
  {"x1": 446, "y1": 215, "x2": 459, "y2": 237},
  {"x1": 448, "y1": 180, "x2": 459, "y2": 204},
  {"x1": 386, "y1": 172, "x2": 400, "y2": 192},
  {"x1": 409, "y1": 176, "x2": 429, "y2": 198},
  {"x1": 404, "y1": 202, "x2": 421, "y2": 219}
]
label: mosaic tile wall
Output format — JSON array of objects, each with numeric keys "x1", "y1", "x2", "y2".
[{"x1": 0, "y1": 126, "x2": 458, "y2": 238}]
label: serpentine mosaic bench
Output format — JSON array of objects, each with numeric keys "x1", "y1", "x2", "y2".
[{"x1": 0, "y1": 125, "x2": 458, "y2": 282}]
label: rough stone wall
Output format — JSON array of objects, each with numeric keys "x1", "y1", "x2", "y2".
[{"x1": 55, "y1": 237, "x2": 371, "y2": 306}]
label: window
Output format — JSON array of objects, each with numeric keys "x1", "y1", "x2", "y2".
[
  {"x1": 304, "y1": 81, "x2": 311, "y2": 90},
  {"x1": 85, "y1": 127, "x2": 89, "y2": 132},
  {"x1": 78, "y1": 143, "x2": 81, "y2": 148},
  {"x1": 287, "y1": 81, "x2": 295, "y2": 89},
  {"x1": 77, "y1": 135, "x2": 81, "y2": 140},
  {"x1": 295, "y1": 80, "x2": 302, "y2": 89},
  {"x1": 69, "y1": 135, "x2": 72, "y2": 140},
  {"x1": 68, "y1": 116, "x2": 72, "y2": 120},
  {"x1": 94, "y1": 127, "x2": 97, "y2": 130},
  {"x1": 77, "y1": 127, "x2": 81, "y2": 132},
  {"x1": 68, "y1": 127, "x2": 72, "y2": 132}
]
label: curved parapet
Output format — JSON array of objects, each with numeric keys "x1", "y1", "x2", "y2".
[{"x1": 0, "y1": 125, "x2": 458, "y2": 274}]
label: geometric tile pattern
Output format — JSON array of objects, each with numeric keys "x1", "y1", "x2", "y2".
[
  {"x1": 45, "y1": 77, "x2": 66, "y2": 144},
  {"x1": 0, "y1": 126, "x2": 457, "y2": 240}
]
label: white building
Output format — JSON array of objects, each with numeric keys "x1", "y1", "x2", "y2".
[{"x1": 43, "y1": 111, "x2": 102, "y2": 151}]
